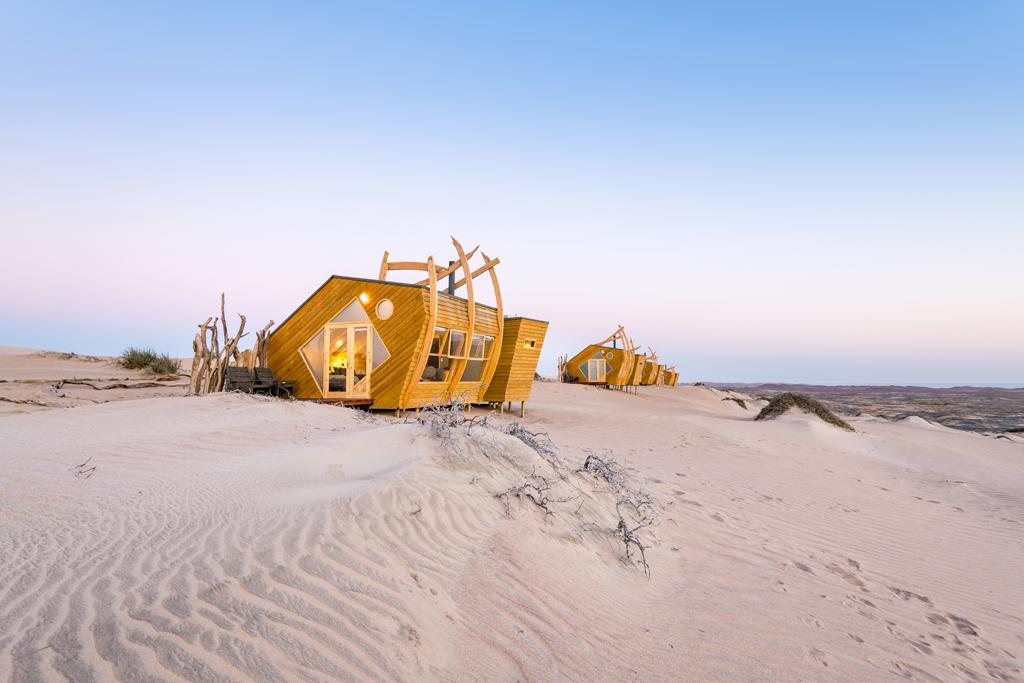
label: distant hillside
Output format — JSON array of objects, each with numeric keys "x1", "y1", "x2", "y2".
[{"x1": 713, "y1": 383, "x2": 1024, "y2": 434}]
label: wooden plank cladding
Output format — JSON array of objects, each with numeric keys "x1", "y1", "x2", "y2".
[
  {"x1": 266, "y1": 277, "x2": 428, "y2": 408},
  {"x1": 483, "y1": 318, "x2": 548, "y2": 404}
]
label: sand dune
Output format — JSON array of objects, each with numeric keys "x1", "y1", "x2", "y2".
[
  {"x1": 1, "y1": 376, "x2": 1022, "y2": 681},
  {"x1": 0, "y1": 349, "x2": 188, "y2": 415}
]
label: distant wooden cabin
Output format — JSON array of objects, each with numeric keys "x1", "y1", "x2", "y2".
[
  {"x1": 564, "y1": 326, "x2": 638, "y2": 387},
  {"x1": 662, "y1": 366, "x2": 679, "y2": 386},
  {"x1": 266, "y1": 238, "x2": 547, "y2": 413},
  {"x1": 641, "y1": 354, "x2": 662, "y2": 386},
  {"x1": 628, "y1": 353, "x2": 647, "y2": 386}
]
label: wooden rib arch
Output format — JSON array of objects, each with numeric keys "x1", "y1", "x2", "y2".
[
  {"x1": 402, "y1": 255, "x2": 438, "y2": 410},
  {"x1": 445, "y1": 237, "x2": 474, "y2": 398},
  {"x1": 478, "y1": 252, "x2": 504, "y2": 393}
]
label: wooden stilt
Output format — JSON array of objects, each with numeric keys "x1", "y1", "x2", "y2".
[{"x1": 520, "y1": 401, "x2": 525, "y2": 418}]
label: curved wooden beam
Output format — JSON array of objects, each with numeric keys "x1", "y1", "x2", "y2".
[
  {"x1": 414, "y1": 246, "x2": 482, "y2": 286},
  {"x1": 478, "y1": 252, "x2": 504, "y2": 394},
  {"x1": 402, "y1": 255, "x2": 438, "y2": 409},
  {"x1": 450, "y1": 257, "x2": 500, "y2": 290},
  {"x1": 596, "y1": 325, "x2": 625, "y2": 347},
  {"x1": 619, "y1": 332, "x2": 636, "y2": 384},
  {"x1": 386, "y1": 260, "x2": 435, "y2": 273},
  {"x1": 446, "y1": 237, "x2": 474, "y2": 397},
  {"x1": 378, "y1": 250, "x2": 390, "y2": 280}
]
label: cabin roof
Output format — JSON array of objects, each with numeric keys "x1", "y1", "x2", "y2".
[{"x1": 271, "y1": 274, "x2": 547, "y2": 339}]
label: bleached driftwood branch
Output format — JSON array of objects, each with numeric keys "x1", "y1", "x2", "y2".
[{"x1": 188, "y1": 294, "x2": 269, "y2": 396}]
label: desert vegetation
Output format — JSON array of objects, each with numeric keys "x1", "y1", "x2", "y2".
[
  {"x1": 119, "y1": 347, "x2": 181, "y2": 375},
  {"x1": 754, "y1": 392, "x2": 854, "y2": 431}
]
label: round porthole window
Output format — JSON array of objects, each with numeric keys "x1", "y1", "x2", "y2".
[
  {"x1": 605, "y1": 351, "x2": 614, "y2": 359},
  {"x1": 375, "y1": 299, "x2": 394, "y2": 320}
]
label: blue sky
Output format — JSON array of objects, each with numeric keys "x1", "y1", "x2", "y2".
[{"x1": 1, "y1": 1, "x2": 1021, "y2": 384}]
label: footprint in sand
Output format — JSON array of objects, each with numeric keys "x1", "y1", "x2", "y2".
[{"x1": 807, "y1": 648, "x2": 833, "y2": 668}]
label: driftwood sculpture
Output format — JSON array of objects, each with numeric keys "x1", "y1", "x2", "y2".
[{"x1": 189, "y1": 293, "x2": 272, "y2": 396}]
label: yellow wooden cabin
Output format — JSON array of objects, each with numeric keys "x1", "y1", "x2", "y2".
[
  {"x1": 266, "y1": 238, "x2": 548, "y2": 413},
  {"x1": 563, "y1": 326, "x2": 639, "y2": 386},
  {"x1": 641, "y1": 350, "x2": 662, "y2": 386},
  {"x1": 627, "y1": 352, "x2": 647, "y2": 386}
]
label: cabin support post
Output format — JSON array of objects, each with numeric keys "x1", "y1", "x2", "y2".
[{"x1": 520, "y1": 401, "x2": 525, "y2": 417}]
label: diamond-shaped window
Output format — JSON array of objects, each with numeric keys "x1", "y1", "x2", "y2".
[{"x1": 298, "y1": 298, "x2": 391, "y2": 392}]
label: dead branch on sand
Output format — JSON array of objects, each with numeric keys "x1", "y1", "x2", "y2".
[
  {"x1": 68, "y1": 456, "x2": 97, "y2": 479},
  {"x1": 0, "y1": 396, "x2": 53, "y2": 407},
  {"x1": 495, "y1": 469, "x2": 577, "y2": 518},
  {"x1": 53, "y1": 379, "x2": 182, "y2": 391},
  {"x1": 616, "y1": 500, "x2": 653, "y2": 578}
]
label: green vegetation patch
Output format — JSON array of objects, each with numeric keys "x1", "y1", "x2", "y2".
[
  {"x1": 722, "y1": 396, "x2": 747, "y2": 409},
  {"x1": 754, "y1": 392, "x2": 854, "y2": 431},
  {"x1": 120, "y1": 347, "x2": 181, "y2": 375}
]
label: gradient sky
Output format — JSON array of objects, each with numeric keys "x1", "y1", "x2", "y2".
[{"x1": 2, "y1": 2, "x2": 1022, "y2": 384}]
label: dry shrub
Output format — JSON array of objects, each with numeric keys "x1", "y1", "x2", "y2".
[{"x1": 754, "y1": 392, "x2": 854, "y2": 431}]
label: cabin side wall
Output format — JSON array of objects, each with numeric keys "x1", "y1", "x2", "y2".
[
  {"x1": 266, "y1": 279, "x2": 428, "y2": 406},
  {"x1": 629, "y1": 354, "x2": 647, "y2": 385},
  {"x1": 482, "y1": 318, "x2": 548, "y2": 403}
]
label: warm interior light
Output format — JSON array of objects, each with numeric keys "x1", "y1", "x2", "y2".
[{"x1": 359, "y1": 292, "x2": 370, "y2": 304}]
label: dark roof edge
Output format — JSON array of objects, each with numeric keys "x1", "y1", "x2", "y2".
[{"x1": 503, "y1": 315, "x2": 550, "y2": 324}]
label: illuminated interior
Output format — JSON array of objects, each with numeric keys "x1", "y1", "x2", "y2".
[{"x1": 299, "y1": 298, "x2": 391, "y2": 396}]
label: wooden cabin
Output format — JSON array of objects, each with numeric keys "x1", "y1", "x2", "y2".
[
  {"x1": 266, "y1": 238, "x2": 548, "y2": 413},
  {"x1": 638, "y1": 350, "x2": 663, "y2": 387},
  {"x1": 628, "y1": 353, "x2": 647, "y2": 386},
  {"x1": 662, "y1": 367, "x2": 679, "y2": 386},
  {"x1": 564, "y1": 326, "x2": 638, "y2": 387},
  {"x1": 641, "y1": 358, "x2": 662, "y2": 385}
]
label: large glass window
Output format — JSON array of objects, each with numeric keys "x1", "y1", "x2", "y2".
[
  {"x1": 351, "y1": 326, "x2": 368, "y2": 389},
  {"x1": 421, "y1": 327, "x2": 451, "y2": 382},
  {"x1": 448, "y1": 330, "x2": 468, "y2": 359},
  {"x1": 583, "y1": 356, "x2": 609, "y2": 382},
  {"x1": 328, "y1": 327, "x2": 349, "y2": 392},
  {"x1": 461, "y1": 334, "x2": 494, "y2": 383},
  {"x1": 300, "y1": 330, "x2": 325, "y2": 389}
]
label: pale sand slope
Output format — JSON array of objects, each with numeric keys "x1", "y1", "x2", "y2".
[
  {"x1": 0, "y1": 384, "x2": 1021, "y2": 681},
  {"x1": 0, "y1": 348, "x2": 188, "y2": 415}
]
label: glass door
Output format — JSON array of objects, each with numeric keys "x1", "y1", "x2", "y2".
[{"x1": 324, "y1": 324, "x2": 372, "y2": 398}]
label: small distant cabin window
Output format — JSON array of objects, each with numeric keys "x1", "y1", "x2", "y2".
[
  {"x1": 523, "y1": 339, "x2": 537, "y2": 349},
  {"x1": 462, "y1": 334, "x2": 494, "y2": 383},
  {"x1": 422, "y1": 327, "x2": 451, "y2": 382}
]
